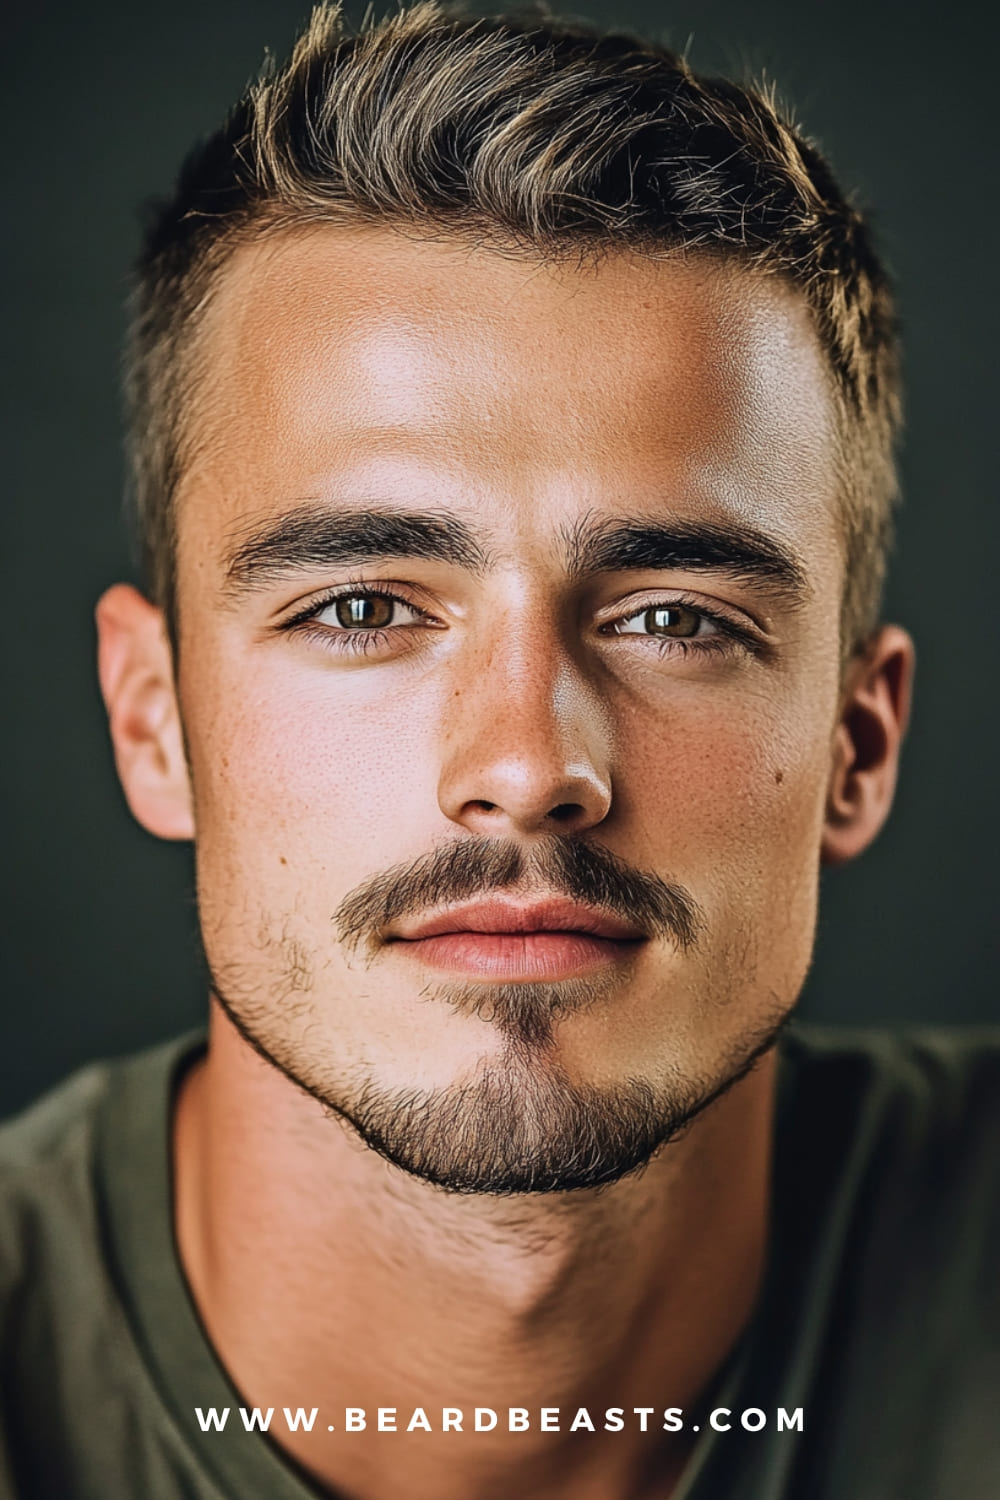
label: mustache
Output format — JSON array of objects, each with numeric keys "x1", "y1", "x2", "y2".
[{"x1": 333, "y1": 837, "x2": 703, "y2": 955}]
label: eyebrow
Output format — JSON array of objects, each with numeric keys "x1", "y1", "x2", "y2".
[
  {"x1": 563, "y1": 515, "x2": 809, "y2": 602},
  {"x1": 223, "y1": 506, "x2": 490, "y2": 594},
  {"x1": 221, "y1": 502, "x2": 808, "y2": 606}
]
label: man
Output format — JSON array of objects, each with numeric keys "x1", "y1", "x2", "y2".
[{"x1": 1, "y1": 3, "x2": 997, "y2": 1496}]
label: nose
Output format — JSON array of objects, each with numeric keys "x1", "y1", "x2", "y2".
[{"x1": 436, "y1": 622, "x2": 613, "y2": 839}]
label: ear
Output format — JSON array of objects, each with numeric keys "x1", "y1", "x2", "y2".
[
  {"x1": 821, "y1": 624, "x2": 915, "y2": 866},
  {"x1": 95, "y1": 584, "x2": 195, "y2": 841}
]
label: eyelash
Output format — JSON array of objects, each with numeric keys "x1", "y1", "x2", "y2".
[
  {"x1": 283, "y1": 585, "x2": 435, "y2": 656},
  {"x1": 281, "y1": 584, "x2": 760, "y2": 660}
]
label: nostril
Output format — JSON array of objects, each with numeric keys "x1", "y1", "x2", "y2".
[{"x1": 547, "y1": 803, "x2": 583, "y2": 824}]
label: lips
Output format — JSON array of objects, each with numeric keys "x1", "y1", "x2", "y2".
[
  {"x1": 390, "y1": 897, "x2": 646, "y2": 943},
  {"x1": 386, "y1": 898, "x2": 646, "y2": 981}
]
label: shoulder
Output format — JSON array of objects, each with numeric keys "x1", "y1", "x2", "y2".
[
  {"x1": 776, "y1": 1022, "x2": 1000, "y2": 1252},
  {"x1": 0, "y1": 1037, "x2": 207, "y2": 1497},
  {"x1": 0, "y1": 1061, "x2": 111, "y2": 1172},
  {"x1": 781, "y1": 1018, "x2": 1000, "y2": 1068},
  {"x1": 761, "y1": 1025, "x2": 1000, "y2": 1486},
  {"x1": 780, "y1": 1021, "x2": 1000, "y2": 1135},
  {"x1": 0, "y1": 1037, "x2": 200, "y2": 1289},
  {"x1": 0, "y1": 1062, "x2": 114, "y2": 1284}
]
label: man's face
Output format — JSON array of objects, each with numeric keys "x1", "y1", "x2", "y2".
[{"x1": 166, "y1": 230, "x2": 846, "y2": 1191}]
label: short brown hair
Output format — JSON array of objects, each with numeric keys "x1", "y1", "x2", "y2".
[{"x1": 127, "y1": 1, "x2": 900, "y2": 652}]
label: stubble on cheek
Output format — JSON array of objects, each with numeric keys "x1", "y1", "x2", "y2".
[{"x1": 195, "y1": 841, "x2": 327, "y2": 1018}]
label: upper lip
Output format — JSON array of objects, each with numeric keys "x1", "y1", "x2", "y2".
[{"x1": 389, "y1": 898, "x2": 646, "y2": 942}]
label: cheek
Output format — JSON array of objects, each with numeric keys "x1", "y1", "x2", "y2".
[
  {"x1": 180, "y1": 656, "x2": 446, "y2": 878},
  {"x1": 619, "y1": 681, "x2": 834, "y2": 895}
]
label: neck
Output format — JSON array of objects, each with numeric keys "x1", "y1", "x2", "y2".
[{"x1": 174, "y1": 1003, "x2": 777, "y2": 1500}]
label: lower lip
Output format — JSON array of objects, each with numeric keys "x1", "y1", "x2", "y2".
[{"x1": 392, "y1": 932, "x2": 642, "y2": 980}]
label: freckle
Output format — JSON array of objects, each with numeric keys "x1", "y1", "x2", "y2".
[
  {"x1": 280, "y1": 856, "x2": 288, "y2": 865},
  {"x1": 774, "y1": 770, "x2": 784, "y2": 785}
]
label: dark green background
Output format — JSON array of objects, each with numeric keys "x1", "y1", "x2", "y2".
[{"x1": 2, "y1": 0, "x2": 996, "y2": 1118}]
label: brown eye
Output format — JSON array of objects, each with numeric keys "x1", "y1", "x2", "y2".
[
  {"x1": 333, "y1": 594, "x2": 395, "y2": 629},
  {"x1": 638, "y1": 606, "x2": 701, "y2": 636}
]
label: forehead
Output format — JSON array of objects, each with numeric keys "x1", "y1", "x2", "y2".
[{"x1": 176, "y1": 226, "x2": 841, "y2": 570}]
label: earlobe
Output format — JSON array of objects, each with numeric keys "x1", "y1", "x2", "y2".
[
  {"x1": 95, "y1": 584, "x2": 195, "y2": 841},
  {"x1": 821, "y1": 625, "x2": 914, "y2": 866}
]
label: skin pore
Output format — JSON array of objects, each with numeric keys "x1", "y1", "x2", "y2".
[{"x1": 97, "y1": 230, "x2": 913, "y2": 1499}]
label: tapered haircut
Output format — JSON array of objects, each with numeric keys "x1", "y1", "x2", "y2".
[{"x1": 127, "y1": 1, "x2": 901, "y2": 651}]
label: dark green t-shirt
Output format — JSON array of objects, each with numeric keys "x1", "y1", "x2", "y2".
[{"x1": 1, "y1": 1026, "x2": 999, "y2": 1499}]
